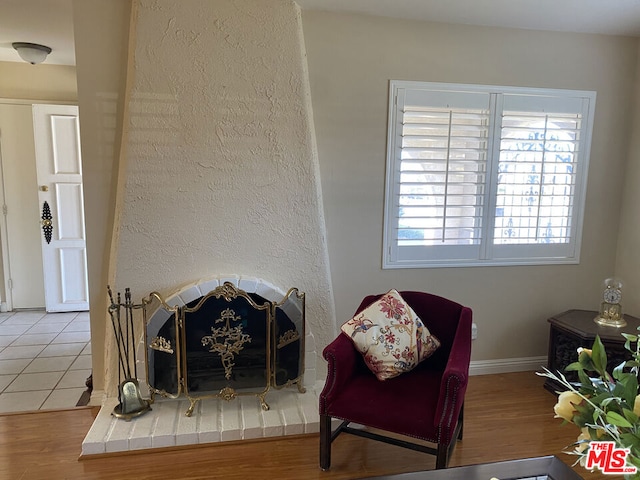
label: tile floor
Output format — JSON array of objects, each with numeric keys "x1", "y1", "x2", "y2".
[{"x1": 0, "y1": 310, "x2": 91, "y2": 413}]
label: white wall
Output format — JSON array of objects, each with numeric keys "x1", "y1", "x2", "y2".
[
  {"x1": 0, "y1": 104, "x2": 45, "y2": 309},
  {"x1": 616, "y1": 43, "x2": 640, "y2": 316},
  {"x1": 302, "y1": 10, "x2": 638, "y2": 361},
  {"x1": 0, "y1": 61, "x2": 77, "y2": 102},
  {"x1": 73, "y1": 0, "x2": 132, "y2": 392}
]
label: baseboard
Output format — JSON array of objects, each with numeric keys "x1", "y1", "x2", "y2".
[
  {"x1": 469, "y1": 356, "x2": 547, "y2": 376},
  {"x1": 89, "y1": 359, "x2": 546, "y2": 406},
  {"x1": 88, "y1": 389, "x2": 106, "y2": 407}
]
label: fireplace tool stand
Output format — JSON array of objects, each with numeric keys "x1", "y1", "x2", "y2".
[{"x1": 108, "y1": 286, "x2": 152, "y2": 420}]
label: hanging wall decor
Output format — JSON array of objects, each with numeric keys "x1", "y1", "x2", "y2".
[{"x1": 41, "y1": 201, "x2": 53, "y2": 244}]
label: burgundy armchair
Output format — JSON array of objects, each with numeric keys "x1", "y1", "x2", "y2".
[{"x1": 319, "y1": 291, "x2": 472, "y2": 471}]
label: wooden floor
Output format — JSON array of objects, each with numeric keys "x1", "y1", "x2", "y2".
[{"x1": 0, "y1": 372, "x2": 609, "y2": 480}]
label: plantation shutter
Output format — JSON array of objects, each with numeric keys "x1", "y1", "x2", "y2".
[
  {"x1": 489, "y1": 94, "x2": 591, "y2": 261},
  {"x1": 386, "y1": 87, "x2": 492, "y2": 265},
  {"x1": 383, "y1": 81, "x2": 595, "y2": 268}
]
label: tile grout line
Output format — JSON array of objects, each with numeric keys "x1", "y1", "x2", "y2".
[{"x1": 0, "y1": 310, "x2": 92, "y2": 413}]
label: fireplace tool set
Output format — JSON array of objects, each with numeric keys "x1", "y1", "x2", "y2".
[{"x1": 107, "y1": 286, "x2": 152, "y2": 420}]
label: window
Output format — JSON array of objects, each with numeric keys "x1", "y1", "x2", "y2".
[{"x1": 383, "y1": 81, "x2": 596, "y2": 268}]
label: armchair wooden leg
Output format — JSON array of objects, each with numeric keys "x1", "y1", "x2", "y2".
[
  {"x1": 436, "y1": 442, "x2": 449, "y2": 469},
  {"x1": 319, "y1": 414, "x2": 332, "y2": 471},
  {"x1": 457, "y1": 405, "x2": 464, "y2": 441}
]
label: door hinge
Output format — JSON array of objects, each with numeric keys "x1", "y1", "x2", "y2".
[
  {"x1": 7, "y1": 278, "x2": 12, "y2": 290},
  {"x1": 2, "y1": 205, "x2": 6, "y2": 216}
]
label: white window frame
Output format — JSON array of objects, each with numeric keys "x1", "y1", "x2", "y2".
[{"x1": 383, "y1": 81, "x2": 596, "y2": 269}]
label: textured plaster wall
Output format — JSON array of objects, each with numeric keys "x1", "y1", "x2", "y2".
[{"x1": 108, "y1": 0, "x2": 334, "y2": 393}]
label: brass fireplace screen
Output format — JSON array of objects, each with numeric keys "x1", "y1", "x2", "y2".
[{"x1": 143, "y1": 282, "x2": 305, "y2": 416}]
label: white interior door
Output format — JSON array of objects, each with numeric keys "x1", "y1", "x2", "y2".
[{"x1": 33, "y1": 104, "x2": 89, "y2": 312}]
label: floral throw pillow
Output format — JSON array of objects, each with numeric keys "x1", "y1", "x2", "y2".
[{"x1": 340, "y1": 289, "x2": 441, "y2": 381}]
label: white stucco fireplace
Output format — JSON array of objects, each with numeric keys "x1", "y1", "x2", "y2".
[{"x1": 88, "y1": 0, "x2": 336, "y2": 455}]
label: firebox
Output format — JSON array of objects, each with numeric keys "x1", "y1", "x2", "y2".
[{"x1": 143, "y1": 282, "x2": 305, "y2": 416}]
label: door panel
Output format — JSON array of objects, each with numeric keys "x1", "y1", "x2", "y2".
[
  {"x1": 51, "y1": 115, "x2": 82, "y2": 174},
  {"x1": 56, "y1": 184, "x2": 84, "y2": 239},
  {"x1": 58, "y1": 248, "x2": 88, "y2": 303}
]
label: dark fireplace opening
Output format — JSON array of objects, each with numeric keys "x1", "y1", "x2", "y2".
[
  {"x1": 185, "y1": 294, "x2": 269, "y2": 393},
  {"x1": 273, "y1": 304, "x2": 303, "y2": 385}
]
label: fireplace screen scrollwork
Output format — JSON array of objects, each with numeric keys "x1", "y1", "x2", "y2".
[
  {"x1": 143, "y1": 282, "x2": 305, "y2": 416},
  {"x1": 201, "y1": 307, "x2": 252, "y2": 380}
]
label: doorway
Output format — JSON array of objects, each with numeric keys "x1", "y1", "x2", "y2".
[{"x1": 0, "y1": 101, "x2": 89, "y2": 313}]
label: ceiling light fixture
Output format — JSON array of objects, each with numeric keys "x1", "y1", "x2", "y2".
[{"x1": 12, "y1": 42, "x2": 52, "y2": 65}]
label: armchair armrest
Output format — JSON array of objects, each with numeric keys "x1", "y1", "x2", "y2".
[
  {"x1": 434, "y1": 306, "x2": 473, "y2": 441},
  {"x1": 319, "y1": 333, "x2": 360, "y2": 412}
]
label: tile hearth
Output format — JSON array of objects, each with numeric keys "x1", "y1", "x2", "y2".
[{"x1": 82, "y1": 381, "x2": 323, "y2": 455}]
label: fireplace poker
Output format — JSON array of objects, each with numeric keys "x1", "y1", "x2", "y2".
[
  {"x1": 125, "y1": 288, "x2": 138, "y2": 380},
  {"x1": 107, "y1": 286, "x2": 128, "y2": 387}
]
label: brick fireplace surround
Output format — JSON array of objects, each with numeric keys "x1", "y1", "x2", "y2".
[{"x1": 82, "y1": 276, "x2": 322, "y2": 456}]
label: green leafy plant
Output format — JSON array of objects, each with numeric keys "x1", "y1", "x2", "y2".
[{"x1": 538, "y1": 331, "x2": 640, "y2": 476}]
